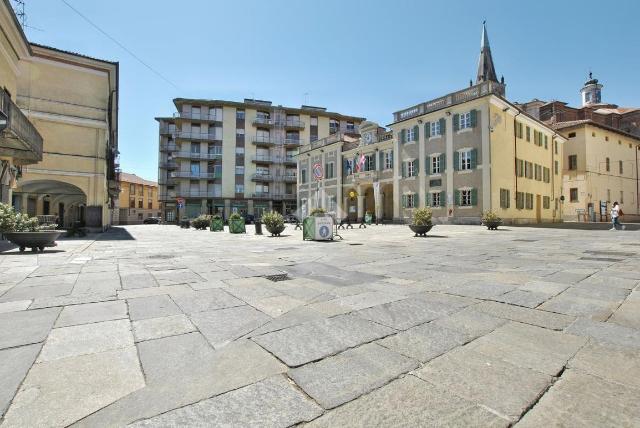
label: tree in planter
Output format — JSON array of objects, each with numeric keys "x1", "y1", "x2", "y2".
[
  {"x1": 228, "y1": 212, "x2": 246, "y2": 234},
  {"x1": 481, "y1": 210, "x2": 503, "y2": 230},
  {"x1": 309, "y1": 207, "x2": 326, "y2": 217},
  {"x1": 0, "y1": 203, "x2": 42, "y2": 232},
  {"x1": 261, "y1": 211, "x2": 285, "y2": 236},
  {"x1": 190, "y1": 215, "x2": 211, "y2": 230},
  {"x1": 409, "y1": 207, "x2": 434, "y2": 237}
]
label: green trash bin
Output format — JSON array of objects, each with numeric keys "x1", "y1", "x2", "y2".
[
  {"x1": 210, "y1": 217, "x2": 224, "y2": 232},
  {"x1": 228, "y1": 218, "x2": 246, "y2": 234}
]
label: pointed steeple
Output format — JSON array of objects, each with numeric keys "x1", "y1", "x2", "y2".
[{"x1": 476, "y1": 21, "x2": 498, "y2": 84}]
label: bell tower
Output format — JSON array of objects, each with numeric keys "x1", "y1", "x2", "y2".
[{"x1": 580, "y1": 72, "x2": 603, "y2": 106}]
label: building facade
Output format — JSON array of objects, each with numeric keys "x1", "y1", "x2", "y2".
[
  {"x1": 298, "y1": 24, "x2": 565, "y2": 225},
  {"x1": 118, "y1": 173, "x2": 160, "y2": 224},
  {"x1": 518, "y1": 75, "x2": 640, "y2": 221},
  {"x1": 0, "y1": 1, "x2": 43, "y2": 205},
  {"x1": 157, "y1": 98, "x2": 362, "y2": 221}
]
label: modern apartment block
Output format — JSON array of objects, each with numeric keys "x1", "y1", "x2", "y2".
[
  {"x1": 156, "y1": 98, "x2": 363, "y2": 221},
  {"x1": 298, "y1": 24, "x2": 565, "y2": 224},
  {"x1": 518, "y1": 76, "x2": 640, "y2": 221}
]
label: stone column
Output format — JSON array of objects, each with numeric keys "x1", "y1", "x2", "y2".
[
  {"x1": 357, "y1": 184, "x2": 364, "y2": 221},
  {"x1": 418, "y1": 124, "x2": 426, "y2": 208},
  {"x1": 20, "y1": 193, "x2": 28, "y2": 214},
  {"x1": 336, "y1": 150, "x2": 343, "y2": 218},
  {"x1": 393, "y1": 137, "x2": 401, "y2": 220},
  {"x1": 446, "y1": 114, "x2": 454, "y2": 220}
]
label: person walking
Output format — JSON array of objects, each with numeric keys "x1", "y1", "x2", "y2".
[{"x1": 610, "y1": 202, "x2": 622, "y2": 230}]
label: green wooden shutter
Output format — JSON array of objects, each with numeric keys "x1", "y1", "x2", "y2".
[
  {"x1": 414, "y1": 158, "x2": 419, "y2": 176},
  {"x1": 413, "y1": 125, "x2": 419, "y2": 142},
  {"x1": 439, "y1": 118, "x2": 446, "y2": 135},
  {"x1": 390, "y1": 150, "x2": 394, "y2": 166},
  {"x1": 401, "y1": 161, "x2": 406, "y2": 178},
  {"x1": 425, "y1": 192, "x2": 431, "y2": 207},
  {"x1": 453, "y1": 114, "x2": 460, "y2": 131},
  {"x1": 440, "y1": 191, "x2": 446, "y2": 207},
  {"x1": 454, "y1": 189, "x2": 460, "y2": 206},
  {"x1": 378, "y1": 151, "x2": 383, "y2": 170},
  {"x1": 440, "y1": 153, "x2": 446, "y2": 172},
  {"x1": 414, "y1": 193, "x2": 419, "y2": 207},
  {"x1": 471, "y1": 188, "x2": 478, "y2": 206},
  {"x1": 470, "y1": 110, "x2": 477, "y2": 128},
  {"x1": 453, "y1": 151, "x2": 459, "y2": 171},
  {"x1": 426, "y1": 156, "x2": 431, "y2": 174},
  {"x1": 544, "y1": 135, "x2": 548, "y2": 148},
  {"x1": 425, "y1": 122, "x2": 431, "y2": 138},
  {"x1": 400, "y1": 129, "x2": 405, "y2": 144},
  {"x1": 401, "y1": 195, "x2": 406, "y2": 208},
  {"x1": 470, "y1": 149, "x2": 478, "y2": 169}
]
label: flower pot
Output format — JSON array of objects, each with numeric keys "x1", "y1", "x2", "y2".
[
  {"x1": 4, "y1": 231, "x2": 63, "y2": 252},
  {"x1": 265, "y1": 224, "x2": 285, "y2": 237},
  {"x1": 228, "y1": 218, "x2": 246, "y2": 234},
  {"x1": 210, "y1": 218, "x2": 224, "y2": 232},
  {"x1": 409, "y1": 224, "x2": 433, "y2": 237},
  {"x1": 483, "y1": 220, "x2": 502, "y2": 230}
]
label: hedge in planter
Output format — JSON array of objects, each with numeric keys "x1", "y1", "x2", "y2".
[
  {"x1": 481, "y1": 210, "x2": 503, "y2": 230},
  {"x1": 228, "y1": 213, "x2": 246, "y2": 234},
  {"x1": 0, "y1": 202, "x2": 62, "y2": 252},
  {"x1": 191, "y1": 215, "x2": 211, "y2": 230},
  {"x1": 210, "y1": 215, "x2": 224, "y2": 231},
  {"x1": 262, "y1": 211, "x2": 285, "y2": 236},
  {"x1": 409, "y1": 207, "x2": 434, "y2": 237}
]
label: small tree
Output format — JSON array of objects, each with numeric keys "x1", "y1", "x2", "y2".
[
  {"x1": 412, "y1": 207, "x2": 433, "y2": 226},
  {"x1": 310, "y1": 207, "x2": 326, "y2": 217},
  {"x1": 261, "y1": 211, "x2": 285, "y2": 236}
]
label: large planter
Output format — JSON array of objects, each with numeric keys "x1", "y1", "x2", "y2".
[
  {"x1": 409, "y1": 224, "x2": 433, "y2": 237},
  {"x1": 364, "y1": 213, "x2": 373, "y2": 225},
  {"x1": 210, "y1": 218, "x2": 224, "y2": 232},
  {"x1": 4, "y1": 231, "x2": 63, "y2": 252},
  {"x1": 265, "y1": 224, "x2": 285, "y2": 237},
  {"x1": 483, "y1": 220, "x2": 502, "y2": 230},
  {"x1": 303, "y1": 216, "x2": 334, "y2": 241},
  {"x1": 228, "y1": 218, "x2": 246, "y2": 234}
]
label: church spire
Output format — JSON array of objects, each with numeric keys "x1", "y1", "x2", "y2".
[{"x1": 476, "y1": 21, "x2": 498, "y2": 84}]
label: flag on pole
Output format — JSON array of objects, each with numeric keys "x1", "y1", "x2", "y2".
[{"x1": 356, "y1": 153, "x2": 366, "y2": 172}]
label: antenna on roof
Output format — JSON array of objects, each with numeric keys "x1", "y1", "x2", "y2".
[
  {"x1": 12, "y1": 0, "x2": 26, "y2": 28},
  {"x1": 303, "y1": 92, "x2": 309, "y2": 105}
]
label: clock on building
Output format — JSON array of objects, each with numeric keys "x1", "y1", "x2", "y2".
[{"x1": 363, "y1": 132, "x2": 373, "y2": 144}]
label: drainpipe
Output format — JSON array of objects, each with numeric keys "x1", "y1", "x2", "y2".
[
  {"x1": 551, "y1": 132, "x2": 558, "y2": 222},
  {"x1": 513, "y1": 110, "x2": 522, "y2": 206},
  {"x1": 636, "y1": 145, "x2": 639, "y2": 215}
]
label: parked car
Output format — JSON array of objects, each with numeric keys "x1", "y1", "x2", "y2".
[
  {"x1": 241, "y1": 214, "x2": 255, "y2": 224},
  {"x1": 143, "y1": 217, "x2": 161, "y2": 224},
  {"x1": 284, "y1": 214, "x2": 299, "y2": 223}
]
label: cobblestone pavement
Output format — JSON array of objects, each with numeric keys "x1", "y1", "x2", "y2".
[{"x1": 0, "y1": 224, "x2": 639, "y2": 427}]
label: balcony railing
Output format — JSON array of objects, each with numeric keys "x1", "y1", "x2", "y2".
[
  {"x1": 252, "y1": 117, "x2": 305, "y2": 129},
  {"x1": 284, "y1": 138, "x2": 302, "y2": 147},
  {"x1": 160, "y1": 143, "x2": 177, "y2": 151},
  {"x1": 0, "y1": 90, "x2": 43, "y2": 162},
  {"x1": 252, "y1": 192, "x2": 296, "y2": 200},
  {"x1": 175, "y1": 190, "x2": 223, "y2": 198},
  {"x1": 159, "y1": 127, "x2": 176, "y2": 136},
  {"x1": 171, "y1": 171, "x2": 222, "y2": 179},
  {"x1": 330, "y1": 125, "x2": 359, "y2": 135},
  {"x1": 173, "y1": 112, "x2": 222, "y2": 121},
  {"x1": 173, "y1": 151, "x2": 222, "y2": 160},
  {"x1": 175, "y1": 131, "x2": 222, "y2": 141},
  {"x1": 251, "y1": 136, "x2": 304, "y2": 146},
  {"x1": 251, "y1": 155, "x2": 297, "y2": 164},
  {"x1": 281, "y1": 175, "x2": 297, "y2": 182},
  {"x1": 251, "y1": 173, "x2": 274, "y2": 181},
  {"x1": 159, "y1": 161, "x2": 178, "y2": 169}
]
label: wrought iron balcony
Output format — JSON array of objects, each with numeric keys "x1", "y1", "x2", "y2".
[
  {"x1": 171, "y1": 171, "x2": 222, "y2": 179},
  {"x1": 251, "y1": 117, "x2": 305, "y2": 129},
  {"x1": 173, "y1": 151, "x2": 222, "y2": 160},
  {"x1": 175, "y1": 131, "x2": 222, "y2": 141},
  {"x1": 251, "y1": 173, "x2": 274, "y2": 182},
  {"x1": 0, "y1": 90, "x2": 43, "y2": 163},
  {"x1": 159, "y1": 126, "x2": 176, "y2": 136},
  {"x1": 283, "y1": 138, "x2": 303, "y2": 147},
  {"x1": 160, "y1": 143, "x2": 178, "y2": 151},
  {"x1": 251, "y1": 136, "x2": 278, "y2": 146}
]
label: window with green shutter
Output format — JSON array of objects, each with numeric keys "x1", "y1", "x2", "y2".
[
  {"x1": 516, "y1": 192, "x2": 524, "y2": 209},
  {"x1": 454, "y1": 189, "x2": 460, "y2": 206},
  {"x1": 439, "y1": 118, "x2": 446, "y2": 135},
  {"x1": 543, "y1": 196, "x2": 550, "y2": 209},
  {"x1": 402, "y1": 195, "x2": 407, "y2": 208},
  {"x1": 440, "y1": 153, "x2": 446, "y2": 172},
  {"x1": 500, "y1": 188, "x2": 510, "y2": 209},
  {"x1": 440, "y1": 191, "x2": 446, "y2": 206},
  {"x1": 400, "y1": 129, "x2": 406, "y2": 144},
  {"x1": 453, "y1": 114, "x2": 460, "y2": 131},
  {"x1": 413, "y1": 125, "x2": 419, "y2": 142},
  {"x1": 425, "y1": 122, "x2": 431, "y2": 138},
  {"x1": 544, "y1": 135, "x2": 548, "y2": 149},
  {"x1": 453, "y1": 151, "x2": 460, "y2": 171},
  {"x1": 526, "y1": 126, "x2": 531, "y2": 142},
  {"x1": 470, "y1": 149, "x2": 478, "y2": 169},
  {"x1": 470, "y1": 110, "x2": 477, "y2": 128},
  {"x1": 401, "y1": 161, "x2": 406, "y2": 178},
  {"x1": 414, "y1": 158, "x2": 419, "y2": 176}
]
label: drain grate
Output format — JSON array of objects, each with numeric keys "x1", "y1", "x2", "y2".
[{"x1": 263, "y1": 273, "x2": 290, "y2": 282}]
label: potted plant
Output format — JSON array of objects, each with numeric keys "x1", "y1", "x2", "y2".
[
  {"x1": 228, "y1": 212, "x2": 246, "y2": 234},
  {"x1": 409, "y1": 207, "x2": 434, "y2": 237},
  {"x1": 210, "y1": 214, "x2": 224, "y2": 232},
  {"x1": 261, "y1": 211, "x2": 285, "y2": 236},
  {"x1": 482, "y1": 210, "x2": 503, "y2": 230},
  {"x1": 309, "y1": 207, "x2": 326, "y2": 217},
  {"x1": 0, "y1": 203, "x2": 62, "y2": 252},
  {"x1": 190, "y1": 215, "x2": 210, "y2": 230},
  {"x1": 364, "y1": 211, "x2": 373, "y2": 225}
]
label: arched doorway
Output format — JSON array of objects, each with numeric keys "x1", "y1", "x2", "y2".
[
  {"x1": 364, "y1": 187, "x2": 375, "y2": 217},
  {"x1": 13, "y1": 180, "x2": 87, "y2": 228},
  {"x1": 382, "y1": 184, "x2": 394, "y2": 221}
]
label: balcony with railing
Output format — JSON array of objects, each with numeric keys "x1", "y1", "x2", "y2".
[
  {"x1": 252, "y1": 192, "x2": 296, "y2": 200},
  {"x1": 251, "y1": 173, "x2": 274, "y2": 182},
  {"x1": 283, "y1": 118, "x2": 305, "y2": 130},
  {"x1": 171, "y1": 171, "x2": 222, "y2": 179},
  {"x1": 251, "y1": 117, "x2": 305, "y2": 129},
  {"x1": 330, "y1": 125, "x2": 359, "y2": 136},
  {"x1": 251, "y1": 155, "x2": 275, "y2": 163},
  {"x1": 159, "y1": 161, "x2": 178, "y2": 169},
  {"x1": 0, "y1": 90, "x2": 43, "y2": 163},
  {"x1": 251, "y1": 135, "x2": 277, "y2": 146},
  {"x1": 283, "y1": 138, "x2": 303, "y2": 147},
  {"x1": 173, "y1": 111, "x2": 222, "y2": 122},
  {"x1": 175, "y1": 190, "x2": 223, "y2": 198},
  {"x1": 160, "y1": 143, "x2": 178, "y2": 151},
  {"x1": 173, "y1": 151, "x2": 222, "y2": 160},
  {"x1": 175, "y1": 131, "x2": 222, "y2": 141},
  {"x1": 281, "y1": 174, "x2": 297, "y2": 183},
  {"x1": 159, "y1": 126, "x2": 176, "y2": 136}
]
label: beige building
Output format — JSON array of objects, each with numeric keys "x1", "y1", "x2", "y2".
[
  {"x1": 298, "y1": 24, "x2": 565, "y2": 225},
  {"x1": 157, "y1": 98, "x2": 362, "y2": 221},
  {"x1": 118, "y1": 172, "x2": 160, "y2": 224},
  {"x1": 0, "y1": 0, "x2": 119, "y2": 231},
  {"x1": 0, "y1": 0, "x2": 43, "y2": 204}
]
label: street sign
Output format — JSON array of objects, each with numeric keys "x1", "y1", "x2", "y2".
[{"x1": 312, "y1": 163, "x2": 323, "y2": 181}]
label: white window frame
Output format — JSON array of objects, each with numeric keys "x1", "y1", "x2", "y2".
[
  {"x1": 459, "y1": 112, "x2": 471, "y2": 130},
  {"x1": 408, "y1": 160, "x2": 416, "y2": 177},
  {"x1": 235, "y1": 184, "x2": 244, "y2": 193},
  {"x1": 406, "y1": 127, "x2": 416, "y2": 142},
  {"x1": 406, "y1": 194, "x2": 416, "y2": 208},
  {"x1": 460, "y1": 150, "x2": 472, "y2": 170},
  {"x1": 431, "y1": 155, "x2": 441, "y2": 174},
  {"x1": 430, "y1": 121, "x2": 441, "y2": 136},
  {"x1": 461, "y1": 189, "x2": 472, "y2": 206},
  {"x1": 384, "y1": 151, "x2": 393, "y2": 170},
  {"x1": 431, "y1": 192, "x2": 441, "y2": 207}
]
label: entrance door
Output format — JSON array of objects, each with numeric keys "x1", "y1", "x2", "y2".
[{"x1": 536, "y1": 194, "x2": 541, "y2": 223}]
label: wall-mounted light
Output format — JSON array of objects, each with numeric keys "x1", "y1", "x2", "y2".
[
  {"x1": 446, "y1": 111, "x2": 451, "y2": 116},
  {"x1": 417, "y1": 119, "x2": 423, "y2": 124}
]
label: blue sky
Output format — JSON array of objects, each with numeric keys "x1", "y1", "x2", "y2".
[{"x1": 21, "y1": 0, "x2": 640, "y2": 181}]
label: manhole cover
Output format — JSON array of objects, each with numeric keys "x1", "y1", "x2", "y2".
[{"x1": 263, "y1": 274, "x2": 290, "y2": 282}]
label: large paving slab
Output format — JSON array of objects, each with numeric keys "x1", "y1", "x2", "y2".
[
  {"x1": 473, "y1": 300, "x2": 575, "y2": 330},
  {"x1": 55, "y1": 300, "x2": 128, "y2": 327},
  {"x1": 0, "y1": 344, "x2": 41, "y2": 417},
  {"x1": 307, "y1": 375, "x2": 508, "y2": 427},
  {"x1": 170, "y1": 288, "x2": 244, "y2": 313},
  {"x1": 132, "y1": 314, "x2": 196, "y2": 342},
  {"x1": 190, "y1": 305, "x2": 271, "y2": 348},
  {"x1": 127, "y1": 294, "x2": 182, "y2": 320},
  {"x1": 290, "y1": 343, "x2": 418, "y2": 409},
  {"x1": 0, "y1": 307, "x2": 60, "y2": 349},
  {"x1": 252, "y1": 314, "x2": 395, "y2": 366},
  {"x1": 130, "y1": 375, "x2": 321, "y2": 427}
]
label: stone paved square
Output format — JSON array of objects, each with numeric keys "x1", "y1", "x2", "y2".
[{"x1": 0, "y1": 223, "x2": 639, "y2": 426}]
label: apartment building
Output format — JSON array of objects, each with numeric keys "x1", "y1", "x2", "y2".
[
  {"x1": 518, "y1": 75, "x2": 640, "y2": 221},
  {"x1": 157, "y1": 99, "x2": 363, "y2": 221},
  {"x1": 118, "y1": 172, "x2": 160, "y2": 224},
  {"x1": 298, "y1": 23, "x2": 565, "y2": 224},
  {"x1": 0, "y1": 1, "x2": 119, "y2": 231}
]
